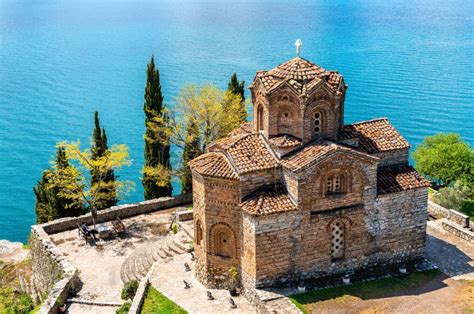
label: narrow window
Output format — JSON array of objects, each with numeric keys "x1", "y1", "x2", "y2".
[
  {"x1": 257, "y1": 106, "x2": 264, "y2": 131},
  {"x1": 331, "y1": 221, "x2": 345, "y2": 260},
  {"x1": 196, "y1": 220, "x2": 203, "y2": 246},
  {"x1": 313, "y1": 112, "x2": 322, "y2": 137}
]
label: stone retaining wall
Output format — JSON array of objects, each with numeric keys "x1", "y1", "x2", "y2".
[
  {"x1": 30, "y1": 194, "x2": 192, "y2": 314},
  {"x1": 30, "y1": 225, "x2": 79, "y2": 314}
]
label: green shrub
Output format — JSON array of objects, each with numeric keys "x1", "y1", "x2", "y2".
[
  {"x1": 172, "y1": 223, "x2": 178, "y2": 234},
  {"x1": 0, "y1": 288, "x2": 34, "y2": 313},
  {"x1": 121, "y1": 280, "x2": 139, "y2": 300},
  {"x1": 433, "y1": 181, "x2": 471, "y2": 210},
  {"x1": 460, "y1": 199, "x2": 474, "y2": 219},
  {"x1": 116, "y1": 301, "x2": 131, "y2": 314}
]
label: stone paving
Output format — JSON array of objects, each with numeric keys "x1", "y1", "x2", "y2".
[
  {"x1": 49, "y1": 207, "x2": 182, "y2": 313},
  {"x1": 426, "y1": 220, "x2": 474, "y2": 280},
  {"x1": 149, "y1": 253, "x2": 257, "y2": 314}
]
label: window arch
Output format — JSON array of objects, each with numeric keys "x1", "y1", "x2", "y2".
[
  {"x1": 326, "y1": 174, "x2": 345, "y2": 195},
  {"x1": 331, "y1": 221, "x2": 345, "y2": 260},
  {"x1": 313, "y1": 112, "x2": 322, "y2": 137},
  {"x1": 257, "y1": 105, "x2": 264, "y2": 131},
  {"x1": 195, "y1": 219, "x2": 203, "y2": 247}
]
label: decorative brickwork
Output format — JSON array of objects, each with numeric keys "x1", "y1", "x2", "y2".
[{"x1": 190, "y1": 55, "x2": 428, "y2": 301}]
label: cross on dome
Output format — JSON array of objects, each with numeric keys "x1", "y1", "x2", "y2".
[{"x1": 295, "y1": 39, "x2": 302, "y2": 56}]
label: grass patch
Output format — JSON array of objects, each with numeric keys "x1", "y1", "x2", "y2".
[
  {"x1": 141, "y1": 285, "x2": 187, "y2": 314},
  {"x1": 289, "y1": 269, "x2": 441, "y2": 313}
]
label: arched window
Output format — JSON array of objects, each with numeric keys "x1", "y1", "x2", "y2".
[
  {"x1": 257, "y1": 105, "x2": 264, "y2": 131},
  {"x1": 331, "y1": 221, "x2": 345, "y2": 260},
  {"x1": 313, "y1": 112, "x2": 322, "y2": 137},
  {"x1": 195, "y1": 220, "x2": 203, "y2": 246},
  {"x1": 326, "y1": 174, "x2": 345, "y2": 195}
]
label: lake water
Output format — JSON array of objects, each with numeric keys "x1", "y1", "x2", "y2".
[{"x1": 0, "y1": 0, "x2": 473, "y2": 242}]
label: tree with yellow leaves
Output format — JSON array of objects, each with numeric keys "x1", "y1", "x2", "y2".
[
  {"x1": 147, "y1": 83, "x2": 247, "y2": 193},
  {"x1": 49, "y1": 141, "x2": 134, "y2": 227}
]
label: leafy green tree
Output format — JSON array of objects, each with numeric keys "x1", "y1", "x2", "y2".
[
  {"x1": 413, "y1": 133, "x2": 473, "y2": 187},
  {"x1": 227, "y1": 73, "x2": 247, "y2": 125},
  {"x1": 33, "y1": 147, "x2": 85, "y2": 223},
  {"x1": 142, "y1": 55, "x2": 172, "y2": 199},
  {"x1": 181, "y1": 118, "x2": 201, "y2": 194},
  {"x1": 91, "y1": 111, "x2": 117, "y2": 209}
]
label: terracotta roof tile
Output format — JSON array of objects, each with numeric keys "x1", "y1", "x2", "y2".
[
  {"x1": 252, "y1": 57, "x2": 344, "y2": 96},
  {"x1": 281, "y1": 141, "x2": 377, "y2": 172},
  {"x1": 189, "y1": 152, "x2": 238, "y2": 180},
  {"x1": 228, "y1": 122, "x2": 253, "y2": 137},
  {"x1": 281, "y1": 141, "x2": 337, "y2": 171},
  {"x1": 340, "y1": 118, "x2": 410, "y2": 154},
  {"x1": 226, "y1": 134, "x2": 279, "y2": 174},
  {"x1": 377, "y1": 165, "x2": 430, "y2": 195},
  {"x1": 241, "y1": 185, "x2": 297, "y2": 217},
  {"x1": 268, "y1": 134, "x2": 302, "y2": 148}
]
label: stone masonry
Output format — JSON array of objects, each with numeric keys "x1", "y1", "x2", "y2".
[{"x1": 189, "y1": 56, "x2": 430, "y2": 298}]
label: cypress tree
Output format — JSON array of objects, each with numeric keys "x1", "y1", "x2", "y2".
[
  {"x1": 143, "y1": 55, "x2": 172, "y2": 199},
  {"x1": 228, "y1": 73, "x2": 245, "y2": 101},
  {"x1": 181, "y1": 119, "x2": 201, "y2": 194},
  {"x1": 34, "y1": 147, "x2": 85, "y2": 223},
  {"x1": 91, "y1": 111, "x2": 117, "y2": 209},
  {"x1": 227, "y1": 73, "x2": 247, "y2": 124}
]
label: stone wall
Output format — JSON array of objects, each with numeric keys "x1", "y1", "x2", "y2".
[
  {"x1": 30, "y1": 194, "x2": 192, "y2": 313},
  {"x1": 375, "y1": 149, "x2": 409, "y2": 167},
  {"x1": 30, "y1": 226, "x2": 78, "y2": 314},
  {"x1": 192, "y1": 174, "x2": 242, "y2": 289},
  {"x1": 242, "y1": 187, "x2": 427, "y2": 290}
]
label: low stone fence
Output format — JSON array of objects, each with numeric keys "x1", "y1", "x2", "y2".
[
  {"x1": 40, "y1": 194, "x2": 191, "y2": 234},
  {"x1": 30, "y1": 194, "x2": 192, "y2": 314},
  {"x1": 428, "y1": 201, "x2": 470, "y2": 228},
  {"x1": 428, "y1": 201, "x2": 472, "y2": 243},
  {"x1": 441, "y1": 220, "x2": 474, "y2": 243},
  {"x1": 129, "y1": 266, "x2": 153, "y2": 313}
]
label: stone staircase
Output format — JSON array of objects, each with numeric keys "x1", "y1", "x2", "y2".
[{"x1": 120, "y1": 230, "x2": 192, "y2": 283}]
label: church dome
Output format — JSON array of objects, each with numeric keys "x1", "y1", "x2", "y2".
[
  {"x1": 268, "y1": 57, "x2": 326, "y2": 83},
  {"x1": 251, "y1": 56, "x2": 344, "y2": 96}
]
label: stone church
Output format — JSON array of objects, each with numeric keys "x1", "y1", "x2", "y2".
[{"x1": 189, "y1": 55, "x2": 429, "y2": 294}]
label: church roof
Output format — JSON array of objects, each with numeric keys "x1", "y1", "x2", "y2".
[
  {"x1": 268, "y1": 134, "x2": 302, "y2": 148},
  {"x1": 268, "y1": 57, "x2": 326, "y2": 82},
  {"x1": 206, "y1": 133, "x2": 279, "y2": 175},
  {"x1": 241, "y1": 185, "x2": 297, "y2": 217},
  {"x1": 281, "y1": 140, "x2": 377, "y2": 172},
  {"x1": 188, "y1": 152, "x2": 238, "y2": 180},
  {"x1": 226, "y1": 133, "x2": 279, "y2": 174},
  {"x1": 377, "y1": 165, "x2": 430, "y2": 195},
  {"x1": 339, "y1": 118, "x2": 410, "y2": 154},
  {"x1": 251, "y1": 57, "x2": 344, "y2": 96}
]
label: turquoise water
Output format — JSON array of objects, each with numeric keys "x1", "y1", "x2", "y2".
[{"x1": 0, "y1": 0, "x2": 473, "y2": 242}]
